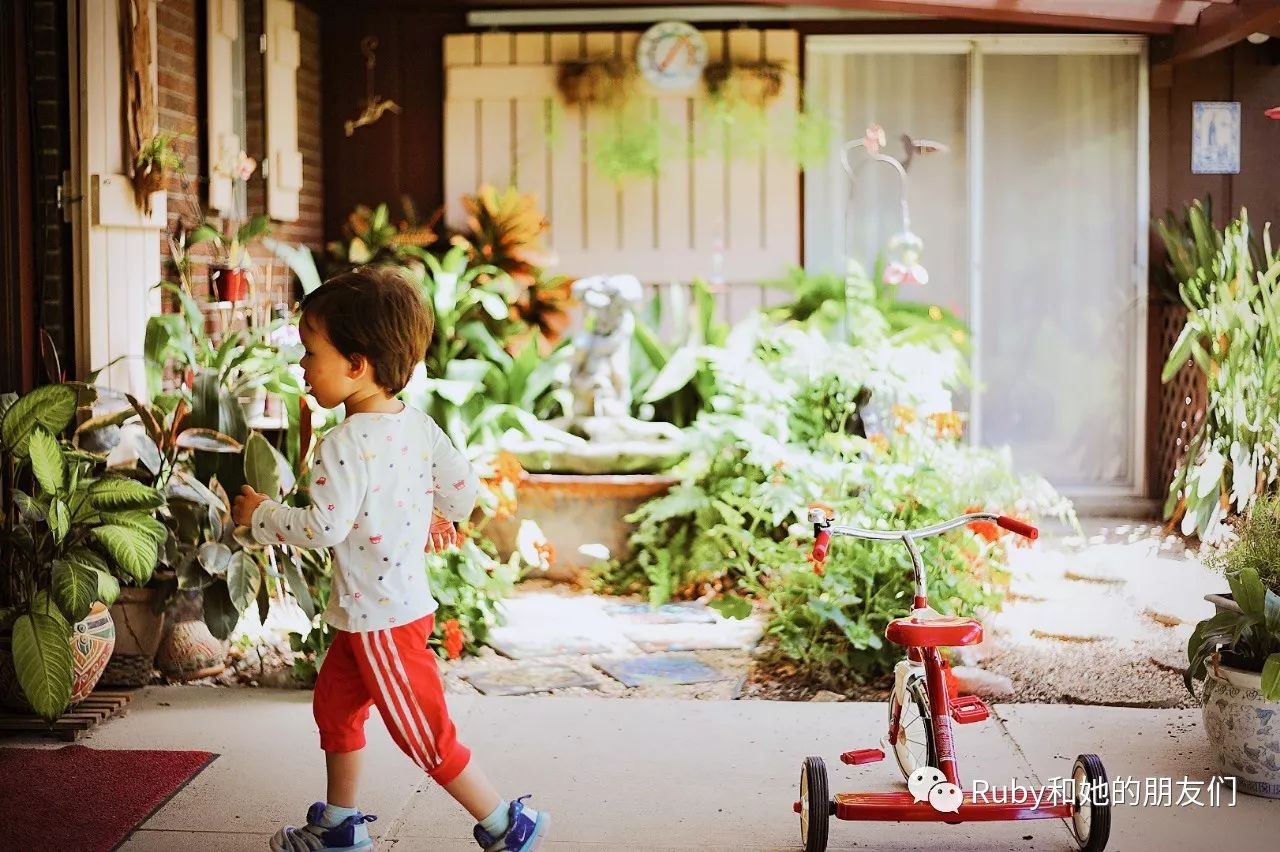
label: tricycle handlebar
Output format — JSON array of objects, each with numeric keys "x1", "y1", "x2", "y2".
[{"x1": 806, "y1": 508, "x2": 1038, "y2": 565}]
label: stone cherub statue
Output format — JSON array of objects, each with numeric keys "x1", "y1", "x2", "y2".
[
  {"x1": 570, "y1": 274, "x2": 641, "y2": 419},
  {"x1": 503, "y1": 274, "x2": 685, "y2": 474}
]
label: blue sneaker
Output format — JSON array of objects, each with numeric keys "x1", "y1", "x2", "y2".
[
  {"x1": 473, "y1": 796, "x2": 550, "y2": 851},
  {"x1": 269, "y1": 802, "x2": 377, "y2": 851}
]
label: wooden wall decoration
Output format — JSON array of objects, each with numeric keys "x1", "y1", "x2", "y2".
[
  {"x1": 120, "y1": 0, "x2": 158, "y2": 213},
  {"x1": 443, "y1": 29, "x2": 802, "y2": 292}
]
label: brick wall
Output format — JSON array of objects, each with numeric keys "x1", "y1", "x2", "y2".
[{"x1": 157, "y1": 0, "x2": 323, "y2": 307}]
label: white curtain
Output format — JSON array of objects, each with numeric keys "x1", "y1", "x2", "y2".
[
  {"x1": 804, "y1": 45, "x2": 1141, "y2": 494},
  {"x1": 805, "y1": 52, "x2": 970, "y2": 322},
  {"x1": 979, "y1": 54, "x2": 1139, "y2": 490}
]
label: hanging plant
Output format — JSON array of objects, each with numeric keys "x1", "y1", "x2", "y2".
[
  {"x1": 556, "y1": 56, "x2": 637, "y2": 110},
  {"x1": 592, "y1": 99, "x2": 670, "y2": 184},
  {"x1": 703, "y1": 59, "x2": 786, "y2": 108},
  {"x1": 788, "y1": 106, "x2": 836, "y2": 170},
  {"x1": 133, "y1": 132, "x2": 182, "y2": 216}
]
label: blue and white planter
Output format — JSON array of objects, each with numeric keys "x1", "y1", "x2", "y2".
[{"x1": 1201, "y1": 663, "x2": 1280, "y2": 799}]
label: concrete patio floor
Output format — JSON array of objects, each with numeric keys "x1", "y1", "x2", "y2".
[{"x1": 9, "y1": 685, "x2": 1279, "y2": 851}]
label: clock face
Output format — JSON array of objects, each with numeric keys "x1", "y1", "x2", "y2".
[{"x1": 636, "y1": 21, "x2": 708, "y2": 92}]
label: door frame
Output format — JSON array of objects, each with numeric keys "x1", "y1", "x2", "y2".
[{"x1": 806, "y1": 34, "x2": 1150, "y2": 499}]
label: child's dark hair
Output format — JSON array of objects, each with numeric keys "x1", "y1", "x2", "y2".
[{"x1": 299, "y1": 266, "x2": 433, "y2": 394}]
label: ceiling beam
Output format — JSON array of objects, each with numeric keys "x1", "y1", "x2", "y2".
[
  {"x1": 1162, "y1": 0, "x2": 1280, "y2": 64},
  {"x1": 748, "y1": 0, "x2": 1211, "y2": 33}
]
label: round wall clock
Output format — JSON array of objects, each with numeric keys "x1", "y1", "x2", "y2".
[{"x1": 636, "y1": 21, "x2": 709, "y2": 92}]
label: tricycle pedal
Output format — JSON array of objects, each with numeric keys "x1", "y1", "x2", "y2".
[
  {"x1": 841, "y1": 748, "x2": 885, "y2": 765},
  {"x1": 951, "y1": 694, "x2": 990, "y2": 724}
]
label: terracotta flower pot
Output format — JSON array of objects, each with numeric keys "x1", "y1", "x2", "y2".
[
  {"x1": 101, "y1": 587, "x2": 167, "y2": 688},
  {"x1": 485, "y1": 473, "x2": 678, "y2": 582},
  {"x1": 209, "y1": 265, "x2": 249, "y2": 303}
]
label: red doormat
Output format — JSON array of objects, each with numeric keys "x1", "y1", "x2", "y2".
[{"x1": 0, "y1": 744, "x2": 218, "y2": 852}]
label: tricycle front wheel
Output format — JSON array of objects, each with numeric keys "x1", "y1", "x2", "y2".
[{"x1": 800, "y1": 756, "x2": 830, "y2": 852}]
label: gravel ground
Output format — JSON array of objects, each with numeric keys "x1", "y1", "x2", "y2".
[{"x1": 980, "y1": 635, "x2": 1198, "y2": 709}]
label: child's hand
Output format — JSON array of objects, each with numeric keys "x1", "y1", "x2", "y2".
[
  {"x1": 232, "y1": 485, "x2": 269, "y2": 527},
  {"x1": 426, "y1": 511, "x2": 458, "y2": 552}
]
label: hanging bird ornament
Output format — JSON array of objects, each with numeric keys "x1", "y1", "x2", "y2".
[
  {"x1": 841, "y1": 125, "x2": 949, "y2": 288},
  {"x1": 900, "y1": 133, "x2": 950, "y2": 172},
  {"x1": 345, "y1": 36, "x2": 401, "y2": 137}
]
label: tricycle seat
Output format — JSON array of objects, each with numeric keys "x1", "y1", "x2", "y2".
[{"x1": 885, "y1": 614, "x2": 983, "y2": 648}]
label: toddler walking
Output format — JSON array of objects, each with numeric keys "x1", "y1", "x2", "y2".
[{"x1": 233, "y1": 267, "x2": 549, "y2": 851}]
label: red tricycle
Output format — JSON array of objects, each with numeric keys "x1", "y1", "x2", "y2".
[{"x1": 795, "y1": 508, "x2": 1110, "y2": 851}]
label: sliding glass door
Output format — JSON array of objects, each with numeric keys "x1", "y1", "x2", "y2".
[{"x1": 805, "y1": 36, "x2": 1147, "y2": 497}]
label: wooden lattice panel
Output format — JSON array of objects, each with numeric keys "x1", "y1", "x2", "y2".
[
  {"x1": 442, "y1": 30, "x2": 801, "y2": 288},
  {"x1": 1153, "y1": 302, "x2": 1206, "y2": 503}
]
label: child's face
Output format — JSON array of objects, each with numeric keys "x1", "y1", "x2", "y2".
[{"x1": 298, "y1": 314, "x2": 362, "y2": 409}]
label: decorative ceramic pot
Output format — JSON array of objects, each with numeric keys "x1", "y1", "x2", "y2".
[
  {"x1": 69, "y1": 602, "x2": 116, "y2": 703},
  {"x1": 0, "y1": 602, "x2": 116, "y2": 712},
  {"x1": 1201, "y1": 663, "x2": 1280, "y2": 798},
  {"x1": 156, "y1": 619, "x2": 227, "y2": 681}
]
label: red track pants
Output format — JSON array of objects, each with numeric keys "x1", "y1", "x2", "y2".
[{"x1": 313, "y1": 614, "x2": 471, "y2": 784}]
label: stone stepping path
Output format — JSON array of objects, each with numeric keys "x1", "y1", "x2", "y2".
[
  {"x1": 604, "y1": 602, "x2": 717, "y2": 624},
  {"x1": 472, "y1": 589, "x2": 763, "y2": 693},
  {"x1": 463, "y1": 663, "x2": 601, "y2": 697},
  {"x1": 995, "y1": 523, "x2": 1221, "y2": 643},
  {"x1": 488, "y1": 635, "x2": 617, "y2": 659},
  {"x1": 594, "y1": 654, "x2": 729, "y2": 687}
]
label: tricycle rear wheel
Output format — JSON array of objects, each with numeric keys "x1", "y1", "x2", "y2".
[
  {"x1": 890, "y1": 675, "x2": 937, "y2": 781},
  {"x1": 1071, "y1": 753, "x2": 1111, "y2": 851}
]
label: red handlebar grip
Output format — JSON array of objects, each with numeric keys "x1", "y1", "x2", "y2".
[
  {"x1": 811, "y1": 530, "x2": 832, "y2": 563},
  {"x1": 997, "y1": 516, "x2": 1039, "y2": 540}
]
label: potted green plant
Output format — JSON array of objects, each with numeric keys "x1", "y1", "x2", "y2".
[
  {"x1": 0, "y1": 384, "x2": 166, "y2": 721},
  {"x1": 1203, "y1": 493, "x2": 1280, "y2": 617},
  {"x1": 1186, "y1": 514, "x2": 1280, "y2": 797},
  {"x1": 325, "y1": 197, "x2": 440, "y2": 272},
  {"x1": 189, "y1": 152, "x2": 270, "y2": 303},
  {"x1": 145, "y1": 279, "x2": 304, "y2": 431}
]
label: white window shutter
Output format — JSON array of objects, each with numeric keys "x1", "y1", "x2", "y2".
[
  {"x1": 265, "y1": 0, "x2": 302, "y2": 222},
  {"x1": 206, "y1": 0, "x2": 240, "y2": 214}
]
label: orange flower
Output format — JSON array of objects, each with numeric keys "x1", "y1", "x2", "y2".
[
  {"x1": 807, "y1": 501, "x2": 835, "y2": 519},
  {"x1": 867, "y1": 433, "x2": 889, "y2": 454},
  {"x1": 891, "y1": 405, "x2": 918, "y2": 435},
  {"x1": 534, "y1": 540, "x2": 556, "y2": 567},
  {"x1": 443, "y1": 619, "x2": 464, "y2": 660},
  {"x1": 964, "y1": 505, "x2": 1001, "y2": 543},
  {"x1": 494, "y1": 451, "x2": 524, "y2": 485},
  {"x1": 927, "y1": 411, "x2": 964, "y2": 440},
  {"x1": 493, "y1": 493, "x2": 517, "y2": 521},
  {"x1": 484, "y1": 476, "x2": 518, "y2": 521}
]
